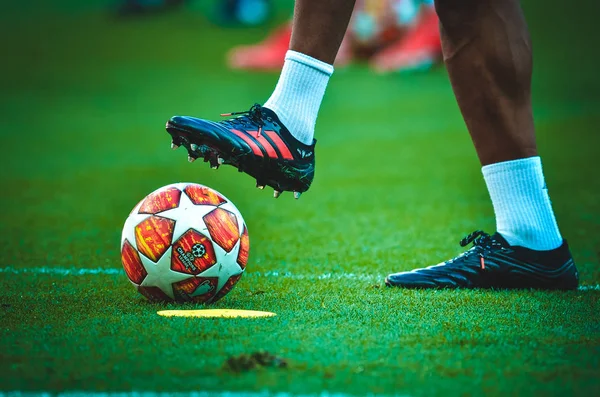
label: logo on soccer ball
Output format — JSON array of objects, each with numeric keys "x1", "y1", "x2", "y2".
[
  {"x1": 191, "y1": 279, "x2": 214, "y2": 297},
  {"x1": 192, "y1": 243, "x2": 206, "y2": 258}
]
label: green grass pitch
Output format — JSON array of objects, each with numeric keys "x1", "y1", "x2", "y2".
[{"x1": 1, "y1": 0, "x2": 599, "y2": 395}]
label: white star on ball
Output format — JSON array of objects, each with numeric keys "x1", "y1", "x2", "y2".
[
  {"x1": 139, "y1": 246, "x2": 191, "y2": 299},
  {"x1": 159, "y1": 191, "x2": 217, "y2": 243}
]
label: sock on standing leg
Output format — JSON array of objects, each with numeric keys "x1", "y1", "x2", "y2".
[
  {"x1": 482, "y1": 156, "x2": 563, "y2": 251},
  {"x1": 264, "y1": 50, "x2": 334, "y2": 145}
]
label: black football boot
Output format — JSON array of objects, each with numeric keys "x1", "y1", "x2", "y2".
[
  {"x1": 166, "y1": 104, "x2": 315, "y2": 199},
  {"x1": 385, "y1": 230, "x2": 579, "y2": 290}
]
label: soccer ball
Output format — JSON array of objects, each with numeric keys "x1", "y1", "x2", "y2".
[{"x1": 120, "y1": 183, "x2": 249, "y2": 303}]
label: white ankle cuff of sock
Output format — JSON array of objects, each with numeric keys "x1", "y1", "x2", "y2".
[{"x1": 285, "y1": 50, "x2": 334, "y2": 76}]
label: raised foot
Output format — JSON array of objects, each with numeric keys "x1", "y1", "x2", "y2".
[{"x1": 166, "y1": 104, "x2": 316, "y2": 199}]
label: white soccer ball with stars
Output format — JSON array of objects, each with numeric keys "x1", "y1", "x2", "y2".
[{"x1": 120, "y1": 183, "x2": 249, "y2": 303}]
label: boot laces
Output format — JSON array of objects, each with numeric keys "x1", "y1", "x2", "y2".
[
  {"x1": 220, "y1": 103, "x2": 267, "y2": 136},
  {"x1": 448, "y1": 230, "x2": 503, "y2": 270}
]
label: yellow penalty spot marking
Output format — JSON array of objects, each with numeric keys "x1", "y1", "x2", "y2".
[{"x1": 157, "y1": 309, "x2": 276, "y2": 318}]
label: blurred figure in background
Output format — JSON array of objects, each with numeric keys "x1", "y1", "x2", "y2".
[
  {"x1": 228, "y1": 0, "x2": 441, "y2": 72},
  {"x1": 366, "y1": 0, "x2": 441, "y2": 72}
]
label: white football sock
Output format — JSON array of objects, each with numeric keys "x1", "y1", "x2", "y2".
[
  {"x1": 482, "y1": 156, "x2": 563, "y2": 251},
  {"x1": 263, "y1": 50, "x2": 334, "y2": 145}
]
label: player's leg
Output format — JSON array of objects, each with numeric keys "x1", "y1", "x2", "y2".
[
  {"x1": 386, "y1": 0, "x2": 578, "y2": 289},
  {"x1": 288, "y1": 0, "x2": 355, "y2": 64},
  {"x1": 262, "y1": 0, "x2": 354, "y2": 145},
  {"x1": 437, "y1": 0, "x2": 537, "y2": 166},
  {"x1": 167, "y1": 0, "x2": 356, "y2": 198}
]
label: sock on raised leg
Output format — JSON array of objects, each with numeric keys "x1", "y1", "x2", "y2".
[
  {"x1": 263, "y1": 50, "x2": 334, "y2": 145},
  {"x1": 482, "y1": 156, "x2": 563, "y2": 251}
]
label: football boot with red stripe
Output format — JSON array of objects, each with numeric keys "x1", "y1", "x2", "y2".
[
  {"x1": 385, "y1": 230, "x2": 579, "y2": 290},
  {"x1": 166, "y1": 104, "x2": 315, "y2": 199}
]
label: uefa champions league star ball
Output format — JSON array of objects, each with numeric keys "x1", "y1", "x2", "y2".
[{"x1": 120, "y1": 183, "x2": 249, "y2": 303}]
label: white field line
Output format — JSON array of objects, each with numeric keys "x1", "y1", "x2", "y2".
[
  {"x1": 0, "y1": 266, "x2": 380, "y2": 281},
  {"x1": 0, "y1": 266, "x2": 598, "y2": 291},
  {"x1": 0, "y1": 266, "x2": 124, "y2": 276},
  {"x1": 1, "y1": 392, "x2": 411, "y2": 397}
]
